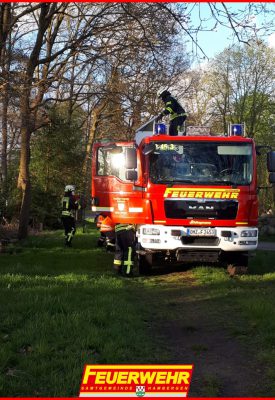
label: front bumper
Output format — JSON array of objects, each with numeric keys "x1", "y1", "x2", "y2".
[{"x1": 136, "y1": 224, "x2": 258, "y2": 252}]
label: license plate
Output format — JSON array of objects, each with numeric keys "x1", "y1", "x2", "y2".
[{"x1": 186, "y1": 228, "x2": 216, "y2": 236}]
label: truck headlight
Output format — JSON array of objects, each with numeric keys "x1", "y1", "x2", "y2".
[
  {"x1": 142, "y1": 228, "x2": 160, "y2": 235},
  {"x1": 240, "y1": 230, "x2": 257, "y2": 237}
]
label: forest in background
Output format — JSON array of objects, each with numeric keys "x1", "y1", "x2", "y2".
[{"x1": 0, "y1": 3, "x2": 275, "y2": 238}]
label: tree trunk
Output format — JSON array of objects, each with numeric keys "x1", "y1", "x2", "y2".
[
  {"x1": 82, "y1": 102, "x2": 107, "y2": 177},
  {"x1": 0, "y1": 4, "x2": 11, "y2": 199},
  {"x1": 0, "y1": 4, "x2": 11, "y2": 60},
  {"x1": 17, "y1": 109, "x2": 32, "y2": 239},
  {"x1": 83, "y1": 111, "x2": 98, "y2": 174},
  {"x1": 17, "y1": 4, "x2": 52, "y2": 239},
  {"x1": 1, "y1": 83, "x2": 8, "y2": 193},
  {"x1": 82, "y1": 102, "x2": 108, "y2": 208},
  {"x1": 18, "y1": 177, "x2": 31, "y2": 240}
]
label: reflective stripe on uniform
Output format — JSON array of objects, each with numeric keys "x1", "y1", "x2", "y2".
[
  {"x1": 84, "y1": 218, "x2": 94, "y2": 223},
  {"x1": 165, "y1": 101, "x2": 173, "y2": 114},
  {"x1": 62, "y1": 197, "x2": 73, "y2": 217},
  {"x1": 67, "y1": 227, "x2": 75, "y2": 242},
  {"x1": 115, "y1": 224, "x2": 135, "y2": 233},
  {"x1": 114, "y1": 259, "x2": 122, "y2": 265},
  {"x1": 165, "y1": 106, "x2": 173, "y2": 113},
  {"x1": 101, "y1": 225, "x2": 114, "y2": 232},
  {"x1": 101, "y1": 227, "x2": 113, "y2": 232},
  {"x1": 124, "y1": 246, "x2": 133, "y2": 275},
  {"x1": 164, "y1": 100, "x2": 187, "y2": 121},
  {"x1": 62, "y1": 211, "x2": 72, "y2": 216}
]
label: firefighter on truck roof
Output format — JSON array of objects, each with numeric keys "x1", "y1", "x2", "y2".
[
  {"x1": 114, "y1": 223, "x2": 136, "y2": 277},
  {"x1": 156, "y1": 88, "x2": 187, "y2": 136}
]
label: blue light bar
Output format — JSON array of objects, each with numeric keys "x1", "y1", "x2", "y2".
[
  {"x1": 231, "y1": 124, "x2": 244, "y2": 136},
  {"x1": 155, "y1": 123, "x2": 167, "y2": 135}
]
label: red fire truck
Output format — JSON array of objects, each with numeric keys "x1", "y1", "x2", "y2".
[{"x1": 91, "y1": 122, "x2": 275, "y2": 273}]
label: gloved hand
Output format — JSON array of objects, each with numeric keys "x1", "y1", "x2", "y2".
[{"x1": 156, "y1": 114, "x2": 163, "y2": 123}]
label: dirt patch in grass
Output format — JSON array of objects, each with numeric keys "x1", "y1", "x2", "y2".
[
  {"x1": 141, "y1": 269, "x2": 271, "y2": 397},
  {"x1": 159, "y1": 303, "x2": 264, "y2": 396}
]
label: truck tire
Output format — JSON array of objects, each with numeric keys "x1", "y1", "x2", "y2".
[{"x1": 138, "y1": 253, "x2": 153, "y2": 275}]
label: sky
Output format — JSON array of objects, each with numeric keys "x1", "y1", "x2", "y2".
[{"x1": 185, "y1": 2, "x2": 275, "y2": 62}]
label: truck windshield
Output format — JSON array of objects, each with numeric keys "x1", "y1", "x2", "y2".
[{"x1": 149, "y1": 142, "x2": 253, "y2": 186}]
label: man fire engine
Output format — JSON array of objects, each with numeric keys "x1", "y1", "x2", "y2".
[{"x1": 91, "y1": 121, "x2": 275, "y2": 274}]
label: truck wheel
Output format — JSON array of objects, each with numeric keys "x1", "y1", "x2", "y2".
[
  {"x1": 226, "y1": 253, "x2": 248, "y2": 276},
  {"x1": 138, "y1": 254, "x2": 153, "y2": 275}
]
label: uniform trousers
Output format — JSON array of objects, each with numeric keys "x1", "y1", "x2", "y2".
[
  {"x1": 61, "y1": 216, "x2": 76, "y2": 246},
  {"x1": 114, "y1": 228, "x2": 136, "y2": 276},
  {"x1": 169, "y1": 116, "x2": 186, "y2": 136}
]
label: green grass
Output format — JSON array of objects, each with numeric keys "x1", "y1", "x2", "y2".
[
  {"x1": 200, "y1": 374, "x2": 221, "y2": 397},
  {"x1": 1, "y1": 225, "x2": 275, "y2": 396},
  {"x1": 131, "y1": 251, "x2": 275, "y2": 396},
  {"x1": 190, "y1": 252, "x2": 275, "y2": 395},
  {"x1": 0, "y1": 225, "x2": 162, "y2": 397}
]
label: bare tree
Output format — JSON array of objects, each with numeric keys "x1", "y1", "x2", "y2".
[{"x1": 14, "y1": 3, "x2": 121, "y2": 238}]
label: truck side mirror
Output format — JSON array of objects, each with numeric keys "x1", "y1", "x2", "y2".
[
  {"x1": 267, "y1": 151, "x2": 275, "y2": 172},
  {"x1": 125, "y1": 147, "x2": 137, "y2": 169},
  {"x1": 126, "y1": 170, "x2": 138, "y2": 181}
]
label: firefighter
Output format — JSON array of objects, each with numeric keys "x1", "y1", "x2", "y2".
[
  {"x1": 114, "y1": 223, "x2": 136, "y2": 277},
  {"x1": 100, "y1": 215, "x2": 115, "y2": 252},
  {"x1": 156, "y1": 88, "x2": 187, "y2": 136},
  {"x1": 61, "y1": 185, "x2": 81, "y2": 247}
]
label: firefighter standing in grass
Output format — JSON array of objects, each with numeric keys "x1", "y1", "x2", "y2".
[
  {"x1": 61, "y1": 185, "x2": 81, "y2": 247},
  {"x1": 156, "y1": 88, "x2": 187, "y2": 136},
  {"x1": 113, "y1": 223, "x2": 136, "y2": 277}
]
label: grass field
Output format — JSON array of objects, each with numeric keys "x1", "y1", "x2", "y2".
[{"x1": 1, "y1": 224, "x2": 275, "y2": 396}]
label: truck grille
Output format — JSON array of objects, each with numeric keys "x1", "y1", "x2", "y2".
[{"x1": 164, "y1": 199, "x2": 238, "y2": 220}]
